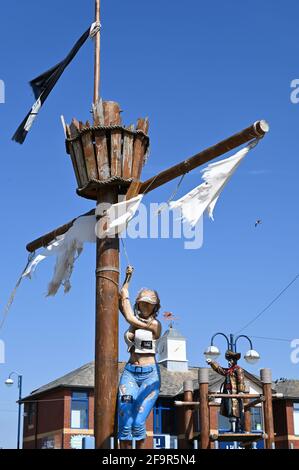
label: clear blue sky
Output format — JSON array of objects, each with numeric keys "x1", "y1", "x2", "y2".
[{"x1": 0, "y1": 0, "x2": 299, "y2": 448}]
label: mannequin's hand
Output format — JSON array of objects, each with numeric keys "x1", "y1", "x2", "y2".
[{"x1": 126, "y1": 266, "x2": 134, "y2": 276}]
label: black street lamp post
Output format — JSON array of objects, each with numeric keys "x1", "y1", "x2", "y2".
[{"x1": 5, "y1": 372, "x2": 23, "y2": 449}]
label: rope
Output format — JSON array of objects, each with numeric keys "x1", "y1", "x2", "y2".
[
  {"x1": 89, "y1": 21, "x2": 101, "y2": 38},
  {"x1": 79, "y1": 175, "x2": 133, "y2": 186},
  {"x1": 235, "y1": 273, "x2": 299, "y2": 334},
  {"x1": 119, "y1": 172, "x2": 186, "y2": 279},
  {"x1": 95, "y1": 266, "x2": 120, "y2": 288},
  {"x1": 156, "y1": 173, "x2": 186, "y2": 214},
  {"x1": 66, "y1": 124, "x2": 149, "y2": 143},
  {"x1": 0, "y1": 252, "x2": 36, "y2": 331},
  {"x1": 96, "y1": 275, "x2": 119, "y2": 288},
  {"x1": 96, "y1": 267, "x2": 120, "y2": 274},
  {"x1": 249, "y1": 335, "x2": 293, "y2": 343},
  {"x1": 120, "y1": 237, "x2": 131, "y2": 267},
  {"x1": 142, "y1": 172, "x2": 161, "y2": 195}
]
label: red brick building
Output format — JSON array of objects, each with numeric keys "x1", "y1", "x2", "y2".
[
  {"x1": 20, "y1": 327, "x2": 299, "y2": 449},
  {"x1": 272, "y1": 380, "x2": 299, "y2": 449}
]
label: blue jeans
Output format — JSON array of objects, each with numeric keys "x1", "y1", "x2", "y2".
[{"x1": 118, "y1": 362, "x2": 161, "y2": 441}]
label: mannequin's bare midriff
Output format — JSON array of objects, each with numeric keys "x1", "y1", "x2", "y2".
[{"x1": 129, "y1": 351, "x2": 156, "y2": 365}]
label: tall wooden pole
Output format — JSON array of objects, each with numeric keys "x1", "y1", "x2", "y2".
[
  {"x1": 183, "y1": 380, "x2": 194, "y2": 448},
  {"x1": 260, "y1": 368, "x2": 275, "y2": 449},
  {"x1": 198, "y1": 368, "x2": 210, "y2": 449},
  {"x1": 95, "y1": 187, "x2": 119, "y2": 449},
  {"x1": 93, "y1": 0, "x2": 119, "y2": 449}
]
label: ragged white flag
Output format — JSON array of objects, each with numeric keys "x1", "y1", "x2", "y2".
[
  {"x1": 169, "y1": 140, "x2": 259, "y2": 226},
  {"x1": 95, "y1": 195, "x2": 144, "y2": 238},
  {"x1": 22, "y1": 215, "x2": 97, "y2": 296},
  {"x1": 21, "y1": 196, "x2": 143, "y2": 296}
]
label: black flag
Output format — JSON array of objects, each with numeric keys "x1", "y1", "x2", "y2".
[{"x1": 12, "y1": 26, "x2": 91, "y2": 144}]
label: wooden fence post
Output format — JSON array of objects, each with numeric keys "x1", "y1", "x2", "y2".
[
  {"x1": 183, "y1": 380, "x2": 194, "y2": 448},
  {"x1": 198, "y1": 368, "x2": 210, "y2": 449},
  {"x1": 260, "y1": 368, "x2": 275, "y2": 449}
]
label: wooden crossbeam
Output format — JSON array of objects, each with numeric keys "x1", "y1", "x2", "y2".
[
  {"x1": 139, "y1": 120, "x2": 269, "y2": 195},
  {"x1": 209, "y1": 393, "x2": 261, "y2": 399},
  {"x1": 210, "y1": 432, "x2": 267, "y2": 442},
  {"x1": 244, "y1": 396, "x2": 265, "y2": 411}
]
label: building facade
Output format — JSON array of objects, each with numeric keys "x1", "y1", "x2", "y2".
[{"x1": 20, "y1": 327, "x2": 299, "y2": 449}]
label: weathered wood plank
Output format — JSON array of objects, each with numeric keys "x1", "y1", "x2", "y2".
[
  {"x1": 131, "y1": 117, "x2": 149, "y2": 180},
  {"x1": 66, "y1": 123, "x2": 81, "y2": 186},
  {"x1": 122, "y1": 124, "x2": 135, "y2": 179},
  {"x1": 103, "y1": 101, "x2": 122, "y2": 177},
  {"x1": 92, "y1": 98, "x2": 105, "y2": 126},
  {"x1": 111, "y1": 129, "x2": 122, "y2": 177},
  {"x1": 81, "y1": 120, "x2": 99, "y2": 180},
  {"x1": 125, "y1": 180, "x2": 142, "y2": 201},
  {"x1": 69, "y1": 119, "x2": 88, "y2": 186},
  {"x1": 93, "y1": 98, "x2": 110, "y2": 180}
]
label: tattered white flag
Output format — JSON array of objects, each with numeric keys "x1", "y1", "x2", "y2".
[
  {"x1": 21, "y1": 196, "x2": 143, "y2": 296},
  {"x1": 95, "y1": 195, "x2": 144, "y2": 238},
  {"x1": 169, "y1": 140, "x2": 258, "y2": 226},
  {"x1": 22, "y1": 215, "x2": 96, "y2": 296}
]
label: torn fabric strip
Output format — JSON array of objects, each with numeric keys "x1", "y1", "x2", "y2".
[
  {"x1": 21, "y1": 194, "x2": 143, "y2": 296},
  {"x1": 169, "y1": 140, "x2": 258, "y2": 226},
  {"x1": 12, "y1": 25, "x2": 95, "y2": 144},
  {"x1": 95, "y1": 195, "x2": 144, "y2": 238},
  {"x1": 22, "y1": 215, "x2": 96, "y2": 296}
]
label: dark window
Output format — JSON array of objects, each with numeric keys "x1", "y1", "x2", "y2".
[
  {"x1": 27, "y1": 402, "x2": 36, "y2": 426},
  {"x1": 154, "y1": 405, "x2": 176, "y2": 435},
  {"x1": 71, "y1": 391, "x2": 89, "y2": 429},
  {"x1": 194, "y1": 409, "x2": 200, "y2": 433}
]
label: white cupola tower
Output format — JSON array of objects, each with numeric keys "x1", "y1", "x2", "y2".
[{"x1": 157, "y1": 325, "x2": 188, "y2": 372}]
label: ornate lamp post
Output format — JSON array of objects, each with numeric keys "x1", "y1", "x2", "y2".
[{"x1": 204, "y1": 332, "x2": 260, "y2": 365}]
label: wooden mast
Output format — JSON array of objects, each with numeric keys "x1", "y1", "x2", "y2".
[
  {"x1": 93, "y1": 0, "x2": 101, "y2": 103},
  {"x1": 93, "y1": 0, "x2": 119, "y2": 449}
]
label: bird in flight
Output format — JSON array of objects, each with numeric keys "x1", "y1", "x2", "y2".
[{"x1": 255, "y1": 219, "x2": 262, "y2": 228}]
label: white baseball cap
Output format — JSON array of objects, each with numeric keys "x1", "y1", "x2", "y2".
[{"x1": 136, "y1": 289, "x2": 159, "y2": 305}]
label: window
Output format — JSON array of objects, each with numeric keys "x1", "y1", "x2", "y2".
[
  {"x1": 218, "y1": 406, "x2": 263, "y2": 432},
  {"x1": 251, "y1": 407, "x2": 263, "y2": 431},
  {"x1": 154, "y1": 405, "x2": 176, "y2": 435},
  {"x1": 218, "y1": 412, "x2": 230, "y2": 432},
  {"x1": 294, "y1": 403, "x2": 299, "y2": 436},
  {"x1": 71, "y1": 391, "x2": 89, "y2": 429},
  {"x1": 27, "y1": 402, "x2": 36, "y2": 426}
]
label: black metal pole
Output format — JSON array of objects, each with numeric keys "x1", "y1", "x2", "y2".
[
  {"x1": 17, "y1": 375, "x2": 22, "y2": 449},
  {"x1": 229, "y1": 334, "x2": 235, "y2": 352}
]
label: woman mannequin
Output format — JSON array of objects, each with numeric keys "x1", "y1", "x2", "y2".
[{"x1": 118, "y1": 266, "x2": 162, "y2": 449}]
